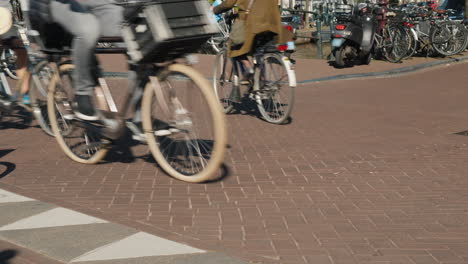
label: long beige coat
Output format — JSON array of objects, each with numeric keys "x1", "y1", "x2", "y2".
[{"x1": 214, "y1": 0, "x2": 292, "y2": 58}]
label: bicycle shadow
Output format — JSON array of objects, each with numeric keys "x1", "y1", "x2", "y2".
[
  {"x1": 0, "y1": 249, "x2": 18, "y2": 264},
  {"x1": 228, "y1": 94, "x2": 293, "y2": 125},
  {"x1": 0, "y1": 107, "x2": 33, "y2": 130},
  {"x1": 101, "y1": 130, "x2": 232, "y2": 183},
  {"x1": 0, "y1": 149, "x2": 16, "y2": 179}
]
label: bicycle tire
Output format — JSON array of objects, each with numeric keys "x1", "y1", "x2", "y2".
[
  {"x1": 29, "y1": 60, "x2": 53, "y2": 136},
  {"x1": 402, "y1": 27, "x2": 418, "y2": 59},
  {"x1": 48, "y1": 63, "x2": 109, "y2": 164},
  {"x1": 254, "y1": 53, "x2": 296, "y2": 124},
  {"x1": 430, "y1": 22, "x2": 466, "y2": 56},
  {"x1": 382, "y1": 26, "x2": 407, "y2": 63},
  {"x1": 213, "y1": 49, "x2": 235, "y2": 114},
  {"x1": 334, "y1": 45, "x2": 354, "y2": 68},
  {"x1": 448, "y1": 22, "x2": 468, "y2": 55},
  {"x1": 142, "y1": 63, "x2": 227, "y2": 183}
]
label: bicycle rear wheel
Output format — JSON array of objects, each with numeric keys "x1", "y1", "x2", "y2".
[
  {"x1": 431, "y1": 22, "x2": 468, "y2": 56},
  {"x1": 402, "y1": 27, "x2": 418, "y2": 59},
  {"x1": 213, "y1": 49, "x2": 236, "y2": 114},
  {"x1": 29, "y1": 60, "x2": 54, "y2": 136},
  {"x1": 254, "y1": 53, "x2": 296, "y2": 124},
  {"x1": 142, "y1": 63, "x2": 227, "y2": 183},
  {"x1": 48, "y1": 64, "x2": 109, "y2": 164}
]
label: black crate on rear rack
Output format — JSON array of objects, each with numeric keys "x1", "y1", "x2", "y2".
[{"x1": 122, "y1": 0, "x2": 219, "y2": 64}]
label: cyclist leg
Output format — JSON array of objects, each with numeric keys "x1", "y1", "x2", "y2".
[{"x1": 50, "y1": 0, "x2": 101, "y2": 120}]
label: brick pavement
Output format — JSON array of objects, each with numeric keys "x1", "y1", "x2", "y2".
[{"x1": 1, "y1": 59, "x2": 468, "y2": 264}]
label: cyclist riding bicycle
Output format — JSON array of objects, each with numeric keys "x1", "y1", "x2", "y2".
[
  {"x1": 29, "y1": 0, "x2": 123, "y2": 121},
  {"x1": 0, "y1": 0, "x2": 30, "y2": 106},
  {"x1": 212, "y1": 0, "x2": 292, "y2": 99}
]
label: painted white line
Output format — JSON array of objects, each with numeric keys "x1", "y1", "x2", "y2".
[
  {"x1": 0, "y1": 189, "x2": 35, "y2": 203},
  {"x1": 71, "y1": 232, "x2": 205, "y2": 262},
  {"x1": 0, "y1": 207, "x2": 108, "y2": 231}
]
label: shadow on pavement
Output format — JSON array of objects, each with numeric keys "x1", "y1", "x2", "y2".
[
  {"x1": 228, "y1": 95, "x2": 294, "y2": 125},
  {"x1": 0, "y1": 107, "x2": 33, "y2": 130},
  {"x1": 0, "y1": 149, "x2": 16, "y2": 179},
  {"x1": 0, "y1": 162, "x2": 16, "y2": 179},
  {"x1": 0, "y1": 249, "x2": 17, "y2": 264},
  {"x1": 454, "y1": 130, "x2": 468, "y2": 136},
  {"x1": 100, "y1": 130, "x2": 232, "y2": 182}
]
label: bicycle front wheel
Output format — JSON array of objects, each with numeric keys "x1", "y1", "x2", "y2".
[
  {"x1": 431, "y1": 22, "x2": 468, "y2": 56},
  {"x1": 142, "y1": 63, "x2": 227, "y2": 183},
  {"x1": 402, "y1": 27, "x2": 418, "y2": 59},
  {"x1": 254, "y1": 53, "x2": 296, "y2": 124},
  {"x1": 48, "y1": 63, "x2": 109, "y2": 164},
  {"x1": 29, "y1": 60, "x2": 54, "y2": 136}
]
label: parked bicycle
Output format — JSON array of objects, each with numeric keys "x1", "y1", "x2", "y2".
[{"x1": 398, "y1": 7, "x2": 467, "y2": 58}]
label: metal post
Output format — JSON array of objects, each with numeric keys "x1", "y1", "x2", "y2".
[{"x1": 316, "y1": 14, "x2": 322, "y2": 59}]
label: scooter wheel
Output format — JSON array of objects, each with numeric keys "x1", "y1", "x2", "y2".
[
  {"x1": 335, "y1": 45, "x2": 353, "y2": 68},
  {"x1": 360, "y1": 53, "x2": 372, "y2": 65}
]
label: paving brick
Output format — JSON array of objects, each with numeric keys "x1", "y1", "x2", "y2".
[{"x1": 1, "y1": 57, "x2": 468, "y2": 264}]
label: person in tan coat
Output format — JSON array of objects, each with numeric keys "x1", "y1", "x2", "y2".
[
  {"x1": 213, "y1": 0, "x2": 292, "y2": 100},
  {"x1": 213, "y1": 0, "x2": 290, "y2": 58}
]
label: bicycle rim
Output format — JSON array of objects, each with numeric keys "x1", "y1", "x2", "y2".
[
  {"x1": 48, "y1": 64, "x2": 109, "y2": 164},
  {"x1": 430, "y1": 23, "x2": 459, "y2": 56},
  {"x1": 142, "y1": 63, "x2": 227, "y2": 183},
  {"x1": 29, "y1": 60, "x2": 54, "y2": 136},
  {"x1": 255, "y1": 53, "x2": 295, "y2": 124},
  {"x1": 213, "y1": 49, "x2": 235, "y2": 114}
]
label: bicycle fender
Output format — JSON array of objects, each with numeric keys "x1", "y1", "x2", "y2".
[
  {"x1": 282, "y1": 56, "x2": 296, "y2": 87},
  {"x1": 411, "y1": 28, "x2": 418, "y2": 42}
]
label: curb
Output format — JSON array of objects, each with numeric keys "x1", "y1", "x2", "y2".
[
  {"x1": 298, "y1": 54, "x2": 468, "y2": 84},
  {"x1": 102, "y1": 54, "x2": 468, "y2": 83}
]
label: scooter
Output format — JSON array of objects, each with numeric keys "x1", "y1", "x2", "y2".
[{"x1": 331, "y1": 3, "x2": 377, "y2": 67}]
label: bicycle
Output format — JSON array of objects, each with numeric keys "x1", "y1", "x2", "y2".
[
  {"x1": 0, "y1": 0, "x2": 55, "y2": 136},
  {"x1": 373, "y1": 19, "x2": 409, "y2": 63},
  {"x1": 213, "y1": 34, "x2": 296, "y2": 124},
  {"x1": 46, "y1": 0, "x2": 227, "y2": 183},
  {"x1": 429, "y1": 9, "x2": 468, "y2": 56}
]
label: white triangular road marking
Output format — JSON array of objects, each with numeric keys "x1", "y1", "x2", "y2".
[
  {"x1": 0, "y1": 207, "x2": 108, "y2": 231},
  {"x1": 71, "y1": 232, "x2": 205, "y2": 262},
  {"x1": 0, "y1": 189, "x2": 35, "y2": 203}
]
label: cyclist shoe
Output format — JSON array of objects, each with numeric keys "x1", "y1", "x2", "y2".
[
  {"x1": 74, "y1": 95, "x2": 99, "y2": 121},
  {"x1": 130, "y1": 121, "x2": 181, "y2": 142},
  {"x1": 21, "y1": 94, "x2": 30, "y2": 105}
]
